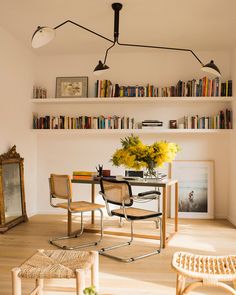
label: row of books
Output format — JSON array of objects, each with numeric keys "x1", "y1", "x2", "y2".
[
  {"x1": 183, "y1": 109, "x2": 232, "y2": 129},
  {"x1": 33, "y1": 86, "x2": 47, "y2": 99},
  {"x1": 33, "y1": 114, "x2": 136, "y2": 130},
  {"x1": 95, "y1": 78, "x2": 232, "y2": 98},
  {"x1": 176, "y1": 78, "x2": 232, "y2": 97}
]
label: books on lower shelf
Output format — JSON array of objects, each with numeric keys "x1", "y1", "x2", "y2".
[
  {"x1": 33, "y1": 114, "x2": 136, "y2": 130},
  {"x1": 95, "y1": 78, "x2": 233, "y2": 98},
  {"x1": 183, "y1": 109, "x2": 232, "y2": 129}
]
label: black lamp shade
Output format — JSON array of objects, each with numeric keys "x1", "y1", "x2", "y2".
[
  {"x1": 93, "y1": 60, "x2": 110, "y2": 75},
  {"x1": 201, "y1": 60, "x2": 221, "y2": 78}
]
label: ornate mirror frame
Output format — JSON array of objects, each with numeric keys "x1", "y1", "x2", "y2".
[{"x1": 0, "y1": 146, "x2": 28, "y2": 233}]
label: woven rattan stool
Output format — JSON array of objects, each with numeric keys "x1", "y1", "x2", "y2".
[
  {"x1": 172, "y1": 251, "x2": 236, "y2": 295},
  {"x1": 11, "y1": 249, "x2": 99, "y2": 295}
]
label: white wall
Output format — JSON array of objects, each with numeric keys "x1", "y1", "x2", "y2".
[
  {"x1": 0, "y1": 26, "x2": 37, "y2": 216},
  {"x1": 34, "y1": 50, "x2": 231, "y2": 218},
  {"x1": 229, "y1": 50, "x2": 236, "y2": 226}
]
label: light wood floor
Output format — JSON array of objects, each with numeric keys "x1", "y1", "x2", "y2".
[{"x1": 0, "y1": 215, "x2": 236, "y2": 295}]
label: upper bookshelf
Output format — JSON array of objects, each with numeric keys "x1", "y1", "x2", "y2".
[{"x1": 31, "y1": 97, "x2": 234, "y2": 104}]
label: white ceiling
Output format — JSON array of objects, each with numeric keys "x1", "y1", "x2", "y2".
[{"x1": 1, "y1": 0, "x2": 236, "y2": 55}]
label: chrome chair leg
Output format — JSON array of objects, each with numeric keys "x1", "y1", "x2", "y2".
[
  {"x1": 50, "y1": 209, "x2": 103, "y2": 250},
  {"x1": 99, "y1": 217, "x2": 162, "y2": 263}
]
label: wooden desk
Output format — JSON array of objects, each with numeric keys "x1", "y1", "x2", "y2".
[{"x1": 71, "y1": 178, "x2": 178, "y2": 248}]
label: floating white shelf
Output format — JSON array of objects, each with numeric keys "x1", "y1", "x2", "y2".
[
  {"x1": 32, "y1": 129, "x2": 233, "y2": 135},
  {"x1": 31, "y1": 97, "x2": 234, "y2": 104}
]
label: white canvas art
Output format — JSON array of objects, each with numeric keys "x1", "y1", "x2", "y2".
[{"x1": 171, "y1": 161, "x2": 214, "y2": 218}]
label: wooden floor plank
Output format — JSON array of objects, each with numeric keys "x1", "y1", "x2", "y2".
[{"x1": 0, "y1": 215, "x2": 236, "y2": 294}]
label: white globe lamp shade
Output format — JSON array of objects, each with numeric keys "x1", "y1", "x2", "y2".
[{"x1": 31, "y1": 26, "x2": 55, "y2": 48}]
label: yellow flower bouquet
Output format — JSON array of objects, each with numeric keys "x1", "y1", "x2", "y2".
[{"x1": 111, "y1": 135, "x2": 180, "y2": 177}]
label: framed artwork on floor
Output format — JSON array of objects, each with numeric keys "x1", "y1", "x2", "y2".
[
  {"x1": 170, "y1": 160, "x2": 214, "y2": 219},
  {"x1": 56, "y1": 76, "x2": 88, "y2": 98}
]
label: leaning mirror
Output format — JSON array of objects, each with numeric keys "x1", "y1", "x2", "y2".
[{"x1": 0, "y1": 146, "x2": 27, "y2": 233}]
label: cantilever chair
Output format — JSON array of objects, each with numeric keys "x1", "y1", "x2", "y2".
[
  {"x1": 49, "y1": 174, "x2": 104, "y2": 250},
  {"x1": 99, "y1": 178, "x2": 162, "y2": 263}
]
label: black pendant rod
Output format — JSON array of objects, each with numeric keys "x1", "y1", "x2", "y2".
[{"x1": 112, "y1": 3, "x2": 122, "y2": 41}]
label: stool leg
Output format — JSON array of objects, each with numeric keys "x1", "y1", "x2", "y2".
[
  {"x1": 176, "y1": 275, "x2": 185, "y2": 295},
  {"x1": 233, "y1": 280, "x2": 236, "y2": 289},
  {"x1": 12, "y1": 268, "x2": 21, "y2": 295},
  {"x1": 76, "y1": 269, "x2": 85, "y2": 295},
  {"x1": 91, "y1": 251, "x2": 99, "y2": 292},
  {"x1": 36, "y1": 279, "x2": 44, "y2": 295}
]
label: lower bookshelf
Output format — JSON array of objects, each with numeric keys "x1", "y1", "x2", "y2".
[{"x1": 32, "y1": 129, "x2": 233, "y2": 135}]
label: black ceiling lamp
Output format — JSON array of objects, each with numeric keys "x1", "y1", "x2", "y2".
[{"x1": 31, "y1": 3, "x2": 221, "y2": 77}]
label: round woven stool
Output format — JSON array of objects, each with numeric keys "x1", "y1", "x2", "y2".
[
  {"x1": 172, "y1": 251, "x2": 236, "y2": 295},
  {"x1": 12, "y1": 249, "x2": 99, "y2": 295}
]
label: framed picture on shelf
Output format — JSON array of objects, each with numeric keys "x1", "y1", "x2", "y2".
[
  {"x1": 170, "y1": 160, "x2": 214, "y2": 219},
  {"x1": 55, "y1": 76, "x2": 88, "y2": 98}
]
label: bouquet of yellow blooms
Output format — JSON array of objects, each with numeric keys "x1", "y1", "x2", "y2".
[{"x1": 111, "y1": 135, "x2": 180, "y2": 177}]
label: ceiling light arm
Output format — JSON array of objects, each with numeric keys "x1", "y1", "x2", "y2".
[
  {"x1": 103, "y1": 41, "x2": 116, "y2": 64},
  {"x1": 116, "y1": 41, "x2": 204, "y2": 66},
  {"x1": 53, "y1": 20, "x2": 114, "y2": 43}
]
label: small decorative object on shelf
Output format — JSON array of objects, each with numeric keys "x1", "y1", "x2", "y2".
[
  {"x1": 141, "y1": 120, "x2": 163, "y2": 129},
  {"x1": 169, "y1": 120, "x2": 177, "y2": 129},
  {"x1": 111, "y1": 135, "x2": 180, "y2": 178},
  {"x1": 33, "y1": 113, "x2": 136, "y2": 130},
  {"x1": 33, "y1": 86, "x2": 47, "y2": 98},
  {"x1": 56, "y1": 76, "x2": 88, "y2": 98},
  {"x1": 95, "y1": 78, "x2": 233, "y2": 98}
]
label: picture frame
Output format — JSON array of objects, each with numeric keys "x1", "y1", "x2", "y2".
[
  {"x1": 170, "y1": 160, "x2": 214, "y2": 219},
  {"x1": 56, "y1": 76, "x2": 88, "y2": 98},
  {"x1": 0, "y1": 145, "x2": 28, "y2": 233}
]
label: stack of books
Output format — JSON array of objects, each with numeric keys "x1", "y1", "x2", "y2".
[
  {"x1": 72, "y1": 171, "x2": 97, "y2": 180},
  {"x1": 141, "y1": 120, "x2": 163, "y2": 129}
]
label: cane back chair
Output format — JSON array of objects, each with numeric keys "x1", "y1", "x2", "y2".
[
  {"x1": 49, "y1": 174, "x2": 104, "y2": 250},
  {"x1": 99, "y1": 178, "x2": 162, "y2": 263}
]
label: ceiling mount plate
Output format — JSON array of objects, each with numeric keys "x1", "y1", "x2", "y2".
[{"x1": 112, "y1": 3, "x2": 123, "y2": 12}]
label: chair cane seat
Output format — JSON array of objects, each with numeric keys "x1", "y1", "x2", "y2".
[
  {"x1": 111, "y1": 207, "x2": 162, "y2": 220},
  {"x1": 56, "y1": 201, "x2": 104, "y2": 212}
]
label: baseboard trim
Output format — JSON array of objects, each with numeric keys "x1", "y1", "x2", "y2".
[{"x1": 227, "y1": 216, "x2": 236, "y2": 227}]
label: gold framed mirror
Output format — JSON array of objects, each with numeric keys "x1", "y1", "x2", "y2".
[{"x1": 0, "y1": 146, "x2": 27, "y2": 233}]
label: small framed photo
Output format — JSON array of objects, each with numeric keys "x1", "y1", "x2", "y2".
[
  {"x1": 169, "y1": 120, "x2": 177, "y2": 129},
  {"x1": 56, "y1": 76, "x2": 88, "y2": 98},
  {"x1": 171, "y1": 160, "x2": 214, "y2": 219}
]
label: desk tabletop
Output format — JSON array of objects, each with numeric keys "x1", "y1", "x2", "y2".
[{"x1": 71, "y1": 177, "x2": 177, "y2": 187}]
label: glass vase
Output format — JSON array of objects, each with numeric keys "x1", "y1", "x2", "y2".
[{"x1": 144, "y1": 161, "x2": 157, "y2": 179}]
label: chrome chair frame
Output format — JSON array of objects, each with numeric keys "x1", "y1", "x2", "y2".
[
  {"x1": 99, "y1": 178, "x2": 162, "y2": 263},
  {"x1": 49, "y1": 175, "x2": 103, "y2": 250}
]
